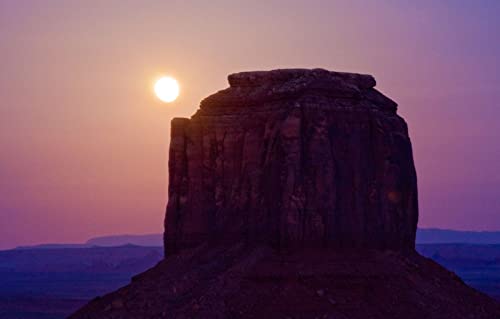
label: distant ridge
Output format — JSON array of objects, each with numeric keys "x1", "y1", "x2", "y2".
[
  {"x1": 85, "y1": 229, "x2": 500, "y2": 246},
  {"x1": 13, "y1": 234, "x2": 162, "y2": 250},
  {"x1": 15, "y1": 243, "x2": 92, "y2": 250},
  {"x1": 417, "y1": 228, "x2": 500, "y2": 244},
  {"x1": 85, "y1": 233, "x2": 162, "y2": 247},
  {"x1": 12, "y1": 229, "x2": 500, "y2": 250}
]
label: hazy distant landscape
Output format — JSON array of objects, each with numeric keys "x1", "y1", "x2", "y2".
[
  {"x1": 1, "y1": 229, "x2": 500, "y2": 318},
  {"x1": 0, "y1": 246, "x2": 163, "y2": 319}
]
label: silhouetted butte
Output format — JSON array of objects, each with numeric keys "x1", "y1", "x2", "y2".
[{"x1": 70, "y1": 69, "x2": 500, "y2": 319}]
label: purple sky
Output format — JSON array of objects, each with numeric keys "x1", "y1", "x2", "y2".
[{"x1": 1, "y1": 0, "x2": 499, "y2": 249}]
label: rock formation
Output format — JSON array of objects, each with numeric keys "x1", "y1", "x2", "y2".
[
  {"x1": 165, "y1": 69, "x2": 418, "y2": 253},
  {"x1": 70, "y1": 69, "x2": 500, "y2": 319}
]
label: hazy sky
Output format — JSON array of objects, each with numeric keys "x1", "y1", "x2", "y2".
[{"x1": 1, "y1": 0, "x2": 499, "y2": 249}]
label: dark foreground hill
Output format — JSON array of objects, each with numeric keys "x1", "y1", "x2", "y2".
[
  {"x1": 70, "y1": 69, "x2": 500, "y2": 318},
  {"x1": 1, "y1": 244, "x2": 500, "y2": 318},
  {"x1": 70, "y1": 244, "x2": 500, "y2": 319}
]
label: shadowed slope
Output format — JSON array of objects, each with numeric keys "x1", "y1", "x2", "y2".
[{"x1": 70, "y1": 244, "x2": 500, "y2": 319}]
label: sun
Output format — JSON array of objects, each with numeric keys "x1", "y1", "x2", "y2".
[{"x1": 154, "y1": 76, "x2": 179, "y2": 103}]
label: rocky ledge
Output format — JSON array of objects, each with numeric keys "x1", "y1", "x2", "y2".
[{"x1": 200, "y1": 69, "x2": 393, "y2": 111}]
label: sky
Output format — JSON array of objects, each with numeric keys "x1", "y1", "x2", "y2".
[{"x1": 1, "y1": 0, "x2": 499, "y2": 249}]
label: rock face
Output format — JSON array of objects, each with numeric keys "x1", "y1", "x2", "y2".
[
  {"x1": 165, "y1": 68, "x2": 418, "y2": 253},
  {"x1": 69, "y1": 69, "x2": 500, "y2": 319}
]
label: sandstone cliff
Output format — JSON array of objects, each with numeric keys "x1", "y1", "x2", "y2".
[
  {"x1": 70, "y1": 69, "x2": 500, "y2": 319},
  {"x1": 165, "y1": 69, "x2": 418, "y2": 253}
]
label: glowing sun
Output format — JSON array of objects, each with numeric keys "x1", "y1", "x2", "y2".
[{"x1": 154, "y1": 76, "x2": 179, "y2": 103}]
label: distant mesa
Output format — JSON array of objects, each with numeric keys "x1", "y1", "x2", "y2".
[
  {"x1": 85, "y1": 234, "x2": 163, "y2": 247},
  {"x1": 11, "y1": 234, "x2": 163, "y2": 250},
  {"x1": 416, "y1": 228, "x2": 500, "y2": 244},
  {"x1": 70, "y1": 69, "x2": 500, "y2": 319}
]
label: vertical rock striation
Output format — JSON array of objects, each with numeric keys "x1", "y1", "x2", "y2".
[{"x1": 165, "y1": 69, "x2": 418, "y2": 254}]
